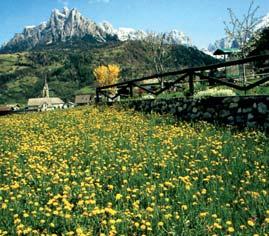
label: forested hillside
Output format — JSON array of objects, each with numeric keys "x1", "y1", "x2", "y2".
[{"x1": 0, "y1": 41, "x2": 218, "y2": 104}]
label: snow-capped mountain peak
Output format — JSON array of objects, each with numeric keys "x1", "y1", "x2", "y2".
[
  {"x1": 99, "y1": 21, "x2": 116, "y2": 35},
  {"x1": 62, "y1": 6, "x2": 70, "y2": 16},
  {"x1": 208, "y1": 12, "x2": 269, "y2": 53},
  {"x1": 255, "y1": 12, "x2": 269, "y2": 30},
  {"x1": 1, "y1": 8, "x2": 192, "y2": 52},
  {"x1": 163, "y1": 30, "x2": 192, "y2": 45},
  {"x1": 116, "y1": 27, "x2": 147, "y2": 41},
  {"x1": 25, "y1": 25, "x2": 36, "y2": 29}
]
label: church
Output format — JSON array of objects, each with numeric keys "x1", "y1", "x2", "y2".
[{"x1": 27, "y1": 79, "x2": 64, "y2": 112}]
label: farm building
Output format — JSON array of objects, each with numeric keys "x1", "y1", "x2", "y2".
[
  {"x1": 214, "y1": 48, "x2": 242, "y2": 79},
  {"x1": 0, "y1": 106, "x2": 14, "y2": 116},
  {"x1": 6, "y1": 104, "x2": 20, "y2": 110},
  {"x1": 75, "y1": 94, "x2": 94, "y2": 105},
  {"x1": 213, "y1": 48, "x2": 241, "y2": 60},
  {"x1": 63, "y1": 102, "x2": 75, "y2": 109},
  {"x1": 0, "y1": 104, "x2": 21, "y2": 116}
]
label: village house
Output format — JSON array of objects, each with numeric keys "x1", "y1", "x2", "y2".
[
  {"x1": 213, "y1": 48, "x2": 242, "y2": 79},
  {"x1": 0, "y1": 104, "x2": 21, "y2": 116},
  {"x1": 63, "y1": 102, "x2": 75, "y2": 109},
  {"x1": 213, "y1": 48, "x2": 255, "y2": 81},
  {"x1": 0, "y1": 106, "x2": 14, "y2": 116},
  {"x1": 6, "y1": 104, "x2": 21, "y2": 110}
]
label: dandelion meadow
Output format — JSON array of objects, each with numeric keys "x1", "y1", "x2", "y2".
[{"x1": 0, "y1": 106, "x2": 268, "y2": 235}]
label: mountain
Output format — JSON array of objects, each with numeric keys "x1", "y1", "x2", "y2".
[
  {"x1": 163, "y1": 30, "x2": 191, "y2": 45},
  {"x1": 2, "y1": 8, "x2": 118, "y2": 52},
  {"x1": 255, "y1": 12, "x2": 269, "y2": 30},
  {"x1": 99, "y1": 22, "x2": 148, "y2": 41},
  {"x1": 207, "y1": 12, "x2": 269, "y2": 53},
  {"x1": 207, "y1": 38, "x2": 239, "y2": 54},
  {"x1": 99, "y1": 22, "x2": 191, "y2": 45},
  {"x1": 1, "y1": 8, "x2": 192, "y2": 53}
]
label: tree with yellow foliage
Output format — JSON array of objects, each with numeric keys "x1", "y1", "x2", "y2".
[{"x1": 93, "y1": 64, "x2": 120, "y2": 87}]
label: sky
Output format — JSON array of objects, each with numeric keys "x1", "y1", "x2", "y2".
[{"x1": 0, "y1": 0, "x2": 269, "y2": 49}]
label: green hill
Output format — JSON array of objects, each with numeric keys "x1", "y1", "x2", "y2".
[{"x1": 0, "y1": 41, "x2": 218, "y2": 104}]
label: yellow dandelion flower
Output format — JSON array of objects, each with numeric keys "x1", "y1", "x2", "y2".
[
  {"x1": 146, "y1": 207, "x2": 154, "y2": 213},
  {"x1": 247, "y1": 220, "x2": 255, "y2": 227},
  {"x1": 115, "y1": 193, "x2": 123, "y2": 200},
  {"x1": 227, "y1": 227, "x2": 235, "y2": 233},
  {"x1": 226, "y1": 221, "x2": 232, "y2": 225},
  {"x1": 140, "y1": 225, "x2": 146, "y2": 230},
  {"x1": 213, "y1": 222, "x2": 222, "y2": 229},
  {"x1": 134, "y1": 222, "x2": 140, "y2": 228},
  {"x1": 199, "y1": 212, "x2": 208, "y2": 218},
  {"x1": 158, "y1": 222, "x2": 164, "y2": 227}
]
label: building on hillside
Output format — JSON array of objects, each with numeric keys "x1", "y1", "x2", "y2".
[
  {"x1": 75, "y1": 94, "x2": 95, "y2": 105},
  {"x1": 214, "y1": 48, "x2": 256, "y2": 80},
  {"x1": 0, "y1": 104, "x2": 21, "y2": 116},
  {"x1": 213, "y1": 48, "x2": 242, "y2": 79},
  {"x1": 27, "y1": 78, "x2": 64, "y2": 112},
  {"x1": 6, "y1": 104, "x2": 21, "y2": 110},
  {"x1": 63, "y1": 102, "x2": 75, "y2": 109},
  {"x1": 0, "y1": 106, "x2": 14, "y2": 116},
  {"x1": 0, "y1": 104, "x2": 23, "y2": 116},
  {"x1": 213, "y1": 48, "x2": 241, "y2": 61}
]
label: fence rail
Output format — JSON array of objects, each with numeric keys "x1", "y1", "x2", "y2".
[{"x1": 96, "y1": 54, "x2": 269, "y2": 102}]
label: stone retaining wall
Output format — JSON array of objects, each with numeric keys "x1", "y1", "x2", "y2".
[{"x1": 118, "y1": 96, "x2": 269, "y2": 131}]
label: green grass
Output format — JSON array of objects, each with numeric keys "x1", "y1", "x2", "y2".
[
  {"x1": 0, "y1": 53, "x2": 30, "y2": 73},
  {"x1": 6, "y1": 76, "x2": 39, "y2": 90},
  {"x1": 75, "y1": 86, "x2": 96, "y2": 95},
  {"x1": 0, "y1": 54, "x2": 19, "y2": 73}
]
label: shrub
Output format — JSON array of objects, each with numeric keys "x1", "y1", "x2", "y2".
[{"x1": 194, "y1": 87, "x2": 236, "y2": 98}]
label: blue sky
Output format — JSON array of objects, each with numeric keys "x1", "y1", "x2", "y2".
[{"x1": 0, "y1": 0, "x2": 269, "y2": 48}]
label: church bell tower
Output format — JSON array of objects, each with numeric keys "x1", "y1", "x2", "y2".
[{"x1": 42, "y1": 77, "x2": 50, "y2": 98}]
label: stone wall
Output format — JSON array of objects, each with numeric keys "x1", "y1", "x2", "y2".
[{"x1": 118, "y1": 96, "x2": 269, "y2": 131}]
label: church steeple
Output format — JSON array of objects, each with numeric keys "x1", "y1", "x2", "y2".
[{"x1": 42, "y1": 77, "x2": 50, "y2": 98}]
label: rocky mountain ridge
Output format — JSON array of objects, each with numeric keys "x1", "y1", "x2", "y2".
[
  {"x1": 1, "y1": 7, "x2": 192, "y2": 52},
  {"x1": 207, "y1": 12, "x2": 269, "y2": 53}
]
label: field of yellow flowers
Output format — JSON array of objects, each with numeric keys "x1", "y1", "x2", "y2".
[{"x1": 0, "y1": 106, "x2": 268, "y2": 235}]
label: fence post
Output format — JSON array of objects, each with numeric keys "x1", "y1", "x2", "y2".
[
  {"x1": 129, "y1": 83, "x2": 133, "y2": 97},
  {"x1": 96, "y1": 87, "x2": 100, "y2": 103},
  {"x1": 189, "y1": 73, "x2": 194, "y2": 96}
]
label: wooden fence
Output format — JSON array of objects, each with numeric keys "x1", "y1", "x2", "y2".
[{"x1": 96, "y1": 54, "x2": 269, "y2": 102}]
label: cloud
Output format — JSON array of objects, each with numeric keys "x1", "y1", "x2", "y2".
[{"x1": 88, "y1": 0, "x2": 110, "y2": 4}]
